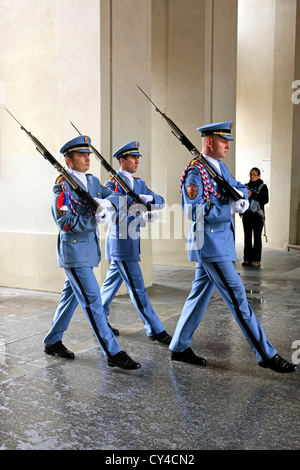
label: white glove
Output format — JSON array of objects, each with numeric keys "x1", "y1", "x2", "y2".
[
  {"x1": 142, "y1": 211, "x2": 159, "y2": 222},
  {"x1": 139, "y1": 194, "x2": 154, "y2": 204},
  {"x1": 230, "y1": 199, "x2": 249, "y2": 214},
  {"x1": 94, "y1": 198, "x2": 115, "y2": 224},
  {"x1": 94, "y1": 197, "x2": 114, "y2": 209},
  {"x1": 95, "y1": 207, "x2": 111, "y2": 224}
]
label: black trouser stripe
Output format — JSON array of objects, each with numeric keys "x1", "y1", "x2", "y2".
[
  {"x1": 121, "y1": 261, "x2": 154, "y2": 333},
  {"x1": 70, "y1": 268, "x2": 111, "y2": 357},
  {"x1": 212, "y1": 262, "x2": 267, "y2": 361}
]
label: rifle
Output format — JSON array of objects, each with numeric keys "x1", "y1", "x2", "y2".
[
  {"x1": 5, "y1": 108, "x2": 101, "y2": 213},
  {"x1": 137, "y1": 85, "x2": 243, "y2": 202},
  {"x1": 69, "y1": 122, "x2": 154, "y2": 217}
]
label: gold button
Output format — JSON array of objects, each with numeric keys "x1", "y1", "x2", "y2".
[
  {"x1": 213, "y1": 182, "x2": 216, "y2": 185},
  {"x1": 210, "y1": 229, "x2": 214, "y2": 233},
  {"x1": 73, "y1": 240, "x2": 77, "y2": 243}
]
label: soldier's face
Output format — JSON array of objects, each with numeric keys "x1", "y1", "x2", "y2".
[
  {"x1": 67, "y1": 152, "x2": 91, "y2": 172},
  {"x1": 120, "y1": 155, "x2": 140, "y2": 174},
  {"x1": 209, "y1": 136, "x2": 230, "y2": 159}
]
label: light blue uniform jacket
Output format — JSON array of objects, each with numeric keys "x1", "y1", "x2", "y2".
[
  {"x1": 51, "y1": 173, "x2": 120, "y2": 268},
  {"x1": 104, "y1": 170, "x2": 165, "y2": 261},
  {"x1": 182, "y1": 160, "x2": 248, "y2": 264}
]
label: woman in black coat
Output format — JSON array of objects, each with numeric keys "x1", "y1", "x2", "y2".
[{"x1": 242, "y1": 167, "x2": 269, "y2": 267}]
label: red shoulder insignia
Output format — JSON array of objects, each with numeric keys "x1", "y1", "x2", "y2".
[{"x1": 187, "y1": 184, "x2": 198, "y2": 199}]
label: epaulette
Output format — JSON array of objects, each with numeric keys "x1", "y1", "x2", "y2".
[
  {"x1": 55, "y1": 175, "x2": 65, "y2": 184},
  {"x1": 189, "y1": 158, "x2": 199, "y2": 168}
]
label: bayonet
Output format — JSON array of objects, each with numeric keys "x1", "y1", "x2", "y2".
[
  {"x1": 70, "y1": 121, "x2": 153, "y2": 215},
  {"x1": 137, "y1": 85, "x2": 243, "y2": 202},
  {"x1": 5, "y1": 108, "x2": 101, "y2": 212}
]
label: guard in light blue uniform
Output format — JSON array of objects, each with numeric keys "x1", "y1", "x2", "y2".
[
  {"x1": 44, "y1": 136, "x2": 140, "y2": 370},
  {"x1": 100, "y1": 141, "x2": 172, "y2": 344},
  {"x1": 170, "y1": 122, "x2": 297, "y2": 373}
]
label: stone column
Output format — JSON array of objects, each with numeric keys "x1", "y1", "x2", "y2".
[
  {"x1": 100, "y1": 0, "x2": 153, "y2": 289},
  {"x1": 151, "y1": 0, "x2": 238, "y2": 266}
]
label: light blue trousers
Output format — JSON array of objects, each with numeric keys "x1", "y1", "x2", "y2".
[
  {"x1": 101, "y1": 260, "x2": 165, "y2": 337},
  {"x1": 169, "y1": 261, "x2": 277, "y2": 363},
  {"x1": 44, "y1": 267, "x2": 121, "y2": 358}
]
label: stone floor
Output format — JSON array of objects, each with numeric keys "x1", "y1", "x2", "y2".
[{"x1": 0, "y1": 244, "x2": 300, "y2": 452}]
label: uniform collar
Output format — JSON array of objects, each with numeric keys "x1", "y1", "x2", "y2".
[
  {"x1": 69, "y1": 169, "x2": 88, "y2": 190},
  {"x1": 203, "y1": 154, "x2": 221, "y2": 174},
  {"x1": 119, "y1": 169, "x2": 134, "y2": 190}
]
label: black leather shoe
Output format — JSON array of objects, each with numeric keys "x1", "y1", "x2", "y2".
[
  {"x1": 171, "y1": 347, "x2": 206, "y2": 366},
  {"x1": 107, "y1": 351, "x2": 141, "y2": 370},
  {"x1": 259, "y1": 354, "x2": 297, "y2": 373},
  {"x1": 149, "y1": 330, "x2": 172, "y2": 345},
  {"x1": 108, "y1": 323, "x2": 119, "y2": 336},
  {"x1": 44, "y1": 341, "x2": 75, "y2": 359}
]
